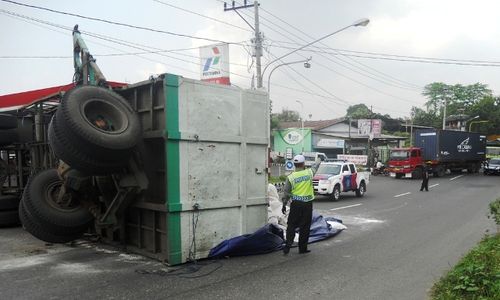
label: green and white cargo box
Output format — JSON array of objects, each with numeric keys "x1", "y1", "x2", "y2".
[{"x1": 113, "y1": 74, "x2": 269, "y2": 265}]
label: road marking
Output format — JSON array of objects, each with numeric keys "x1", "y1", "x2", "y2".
[
  {"x1": 450, "y1": 175, "x2": 463, "y2": 181},
  {"x1": 329, "y1": 203, "x2": 362, "y2": 211},
  {"x1": 394, "y1": 192, "x2": 411, "y2": 198},
  {"x1": 429, "y1": 183, "x2": 439, "y2": 188}
]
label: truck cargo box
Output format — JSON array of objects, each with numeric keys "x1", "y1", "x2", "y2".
[
  {"x1": 103, "y1": 74, "x2": 269, "y2": 265},
  {"x1": 414, "y1": 129, "x2": 486, "y2": 162}
]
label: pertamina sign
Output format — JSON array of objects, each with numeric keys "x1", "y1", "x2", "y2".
[{"x1": 200, "y1": 43, "x2": 230, "y2": 85}]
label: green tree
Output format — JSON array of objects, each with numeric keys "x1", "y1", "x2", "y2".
[
  {"x1": 422, "y1": 82, "x2": 492, "y2": 117},
  {"x1": 271, "y1": 108, "x2": 301, "y2": 130},
  {"x1": 468, "y1": 96, "x2": 500, "y2": 134},
  {"x1": 411, "y1": 106, "x2": 441, "y2": 128},
  {"x1": 346, "y1": 104, "x2": 372, "y2": 119}
]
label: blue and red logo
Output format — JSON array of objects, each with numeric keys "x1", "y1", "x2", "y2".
[{"x1": 203, "y1": 47, "x2": 220, "y2": 72}]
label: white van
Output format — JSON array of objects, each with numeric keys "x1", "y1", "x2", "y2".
[{"x1": 302, "y1": 152, "x2": 328, "y2": 167}]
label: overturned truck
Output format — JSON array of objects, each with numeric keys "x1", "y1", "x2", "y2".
[{"x1": 19, "y1": 74, "x2": 269, "y2": 265}]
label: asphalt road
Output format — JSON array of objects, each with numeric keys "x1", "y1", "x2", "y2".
[{"x1": 0, "y1": 172, "x2": 498, "y2": 299}]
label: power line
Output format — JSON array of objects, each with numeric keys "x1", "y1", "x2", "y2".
[
  {"x1": 266, "y1": 53, "x2": 410, "y2": 115},
  {"x1": 258, "y1": 7, "x2": 422, "y2": 90},
  {"x1": 152, "y1": 0, "x2": 252, "y2": 33},
  {"x1": 256, "y1": 13, "x2": 422, "y2": 91},
  {"x1": 269, "y1": 40, "x2": 500, "y2": 67},
  {"x1": 229, "y1": 3, "x2": 423, "y2": 97},
  {"x1": 1, "y1": 0, "x2": 241, "y2": 44},
  {"x1": 254, "y1": 21, "x2": 422, "y2": 105},
  {"x1": 0, "y1": 9, "x2": 250, "y2": 72}
]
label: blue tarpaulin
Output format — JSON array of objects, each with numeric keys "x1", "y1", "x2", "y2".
[{"x1": 208, "y1": 211, "x2": 343, "y2": 258}]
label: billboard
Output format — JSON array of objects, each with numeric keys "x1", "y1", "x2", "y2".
[
  {"x1": 357, "y1": 119, "x2": 382, "y2": 137},
  {"x1": 200, "y1": 43, "x2": 230, "y2": 85}
]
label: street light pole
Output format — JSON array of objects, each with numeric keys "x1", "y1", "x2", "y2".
[
  {"x1": 442, "y1": 95, "x2": 447, "y2": 130},
  {"x1": 261, "y1": 18, "x2": 369, "y2": 79},
  {"x1": 296, "y1": 100, "x2": 305, "y2": 152},
  {"x1": 469, "y1": 120, "x2": 489, "y2": 132},
  {"x1": 267, "y1": 58, "x2": 311, "y2": 95},
  {"x1": 465, "y1": 115, "x2": 479, "y2": 131}
]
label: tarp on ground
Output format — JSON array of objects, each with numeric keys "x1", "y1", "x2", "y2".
[{"x1": 208, "y1": 211, "x2": 344, "y2": 258}]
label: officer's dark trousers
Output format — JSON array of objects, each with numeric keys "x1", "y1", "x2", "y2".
[
  {"x1": 420, "y1": 178, "x2": 429, "y2": 191},
  {"x1": 285, "y1": 200, "x2": 313, "y2": 252}
]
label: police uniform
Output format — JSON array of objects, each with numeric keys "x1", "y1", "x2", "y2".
[{"x1": 282, "y1": 155, "x2": 315, "y2": 254}]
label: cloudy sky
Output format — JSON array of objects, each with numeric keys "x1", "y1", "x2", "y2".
[{"x1": 1, "y1": 0, "x2": 500, "y2": 120}]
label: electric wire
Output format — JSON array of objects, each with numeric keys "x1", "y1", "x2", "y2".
[
  {"x1": 252, "y1": 16, "x2": 423, "y2": 106},
  {"x1": 1, "y1": 0, "x2": 241, "y2": 44},
  {"x1": 219, "y1": 0, "x2": 422, "y2": 91},
  {"x1": 259, "y1": 7, "x2": 423, "y2": 90},
  {"x1": 256, "y1": 16, "x2": 424, "y2": 97},
  {"x1": 2, "y1": 4, "x2": 410, "y2": 115},
  {"x1": 0, "y1": 9, "x2": 253, "y2": 80},
  {"x1": 269, "y1": 41, "x2": 500, "y2": 67},
  {"x1": 152, "y1": 0, "x2": 252, "y2": 33},
  {"x1": 267, "y1": 52, "x2": 410, "y2": 115}
]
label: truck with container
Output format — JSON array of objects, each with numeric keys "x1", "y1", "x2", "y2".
[
  {"x1": 1, "y1": 25, "x2": 270, "y2": 266},
  {"x1": 386, "y1": 129, "x2": 486, "y2": 178},
  {"x1": 312, "y1": 160, "x2": 369, "y2": 201}
]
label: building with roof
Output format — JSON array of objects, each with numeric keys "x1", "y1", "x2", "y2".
[{"x1": 273, "y1": 117, "x2": 406, "y2": 164}]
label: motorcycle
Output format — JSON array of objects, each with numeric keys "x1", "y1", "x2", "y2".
[{"x1": 371, "y1": 166, "x2": 389, "y2": 176}]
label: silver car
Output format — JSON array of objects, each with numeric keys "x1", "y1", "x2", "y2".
[{"x1": 484, "y1": 158, "x2": 500, "y2": 175}]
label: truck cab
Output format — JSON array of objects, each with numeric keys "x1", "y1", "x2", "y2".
[
  {"x1": 387, "y1": 147, "x2": 425, "y2": 179},
  {"x1": 313, "y1": 161, "x2": 369, "y2": 201}
]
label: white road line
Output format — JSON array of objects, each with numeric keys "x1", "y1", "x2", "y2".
[
  {"x1": 394, "y1": 192, "x2": 411, "y2": 198},
  {"x1": 329, "y1": 203, "x2": 362, "y2": 211},
  {"x1": 450, "y1": 175, "x2": 464, "y2": 181},
  {"x1": 429, "y1": 183, "x2": 439, "y2": 188}
]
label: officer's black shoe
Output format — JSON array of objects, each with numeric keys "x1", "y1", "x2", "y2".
[
  {"x1": 299, "y1": 249, "x2": 311, "y2": 254},
  {"x1": 283, "y1": 245, "x2": 290, "y2": 255}
]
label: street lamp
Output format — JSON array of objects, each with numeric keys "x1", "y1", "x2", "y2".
[
  {"x1": 469, "y1": 120, "x2": 489, "y2": 132},
  {"x1": 267, "y1": 57, "x2": 311, "y2": 95},
  {"x1": 261, "y1": 18, "x2": 369, "y2": 80},
  {"x1": 464, "y1": 115, "x2": 479, "y2": 131},
  {"x1": 296, "y1": 100, "x2": 305, "y2": 152}
]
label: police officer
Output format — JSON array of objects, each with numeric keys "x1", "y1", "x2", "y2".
[
  {"x1": 282, "y1": 154, "x2": 316, "y2": 255},
  {"x1": 420, "y1": 164, "x2": 430, "y2": 191}
]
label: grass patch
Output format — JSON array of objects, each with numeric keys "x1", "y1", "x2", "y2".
[{"x1": 430, "y1": 233, "x2": 500, "y2": 299}]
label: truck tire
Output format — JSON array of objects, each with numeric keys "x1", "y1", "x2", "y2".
[
  {"x1": 54, "y1": 86, "x2": 141, "y2": 164},
  {"x1": 331, "y1": 185, "x2": 341, "y2": 201},
  {"x1": 0, "y1": 114, "x2": 17, "y2": 129},
  {"x1": 21, "y1": 169, "x2": 93, "y2": 236},
  {"x1": 0, "y1": 195, "x2": 20, "y2": 211},
  {"x1": 19, "y1": 200, "x2": 80, "y2": 243},
  {"x1": 0, "y1": 129, "x2": 18, "y2": 146},
  {"x1": 356, "y1": 181, "x2": 366, "y2": 197},
  {"x1": 0, "y1": 210, "x2": 20, "y2": 227},
  {"x1": 49, "y1": 114, "x2": 125, "y2": 174}
]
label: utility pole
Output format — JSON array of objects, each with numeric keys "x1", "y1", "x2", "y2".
[{"x1": 224, "y1": 1, "x2": 263, "y2": 88}]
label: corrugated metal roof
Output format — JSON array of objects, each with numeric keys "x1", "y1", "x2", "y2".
[{"x1": 278, "y1": 117, "x2": 346, "y2": 130}]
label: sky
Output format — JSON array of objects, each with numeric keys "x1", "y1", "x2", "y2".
[{"x1": 1, "y1": 0, "x2": 500, "y2": 120}]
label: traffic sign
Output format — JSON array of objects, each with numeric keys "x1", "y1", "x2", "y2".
[{"x1": 285, "y1": 160, "x2": 294, "y2": 171}]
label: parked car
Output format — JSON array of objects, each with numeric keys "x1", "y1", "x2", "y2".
[{"x1": 484, "y1": 158, "x2": 500, "y2": 175}]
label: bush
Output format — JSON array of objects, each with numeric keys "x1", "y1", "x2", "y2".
[
  {"x1": 431, "y1": 233, "x2": 500, "y2": 299},
  {"x1": 489, "y1": 198, "x2": 500, "y2": 225}
]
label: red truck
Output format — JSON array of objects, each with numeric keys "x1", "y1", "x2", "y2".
[{"x1": 387, "y1": 129, "x2": 486, "y2": 179}]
